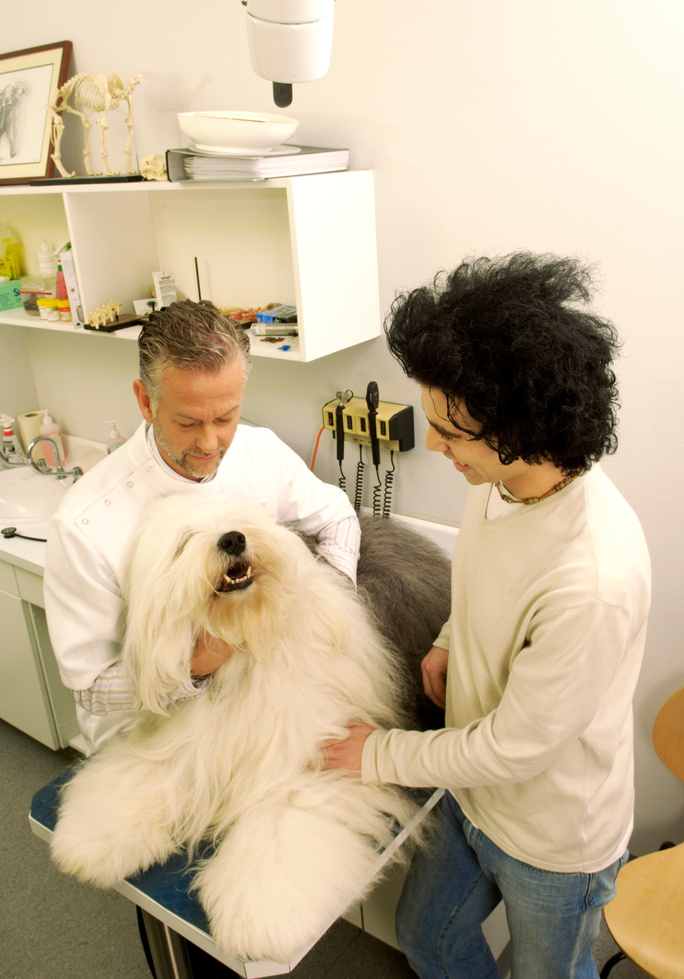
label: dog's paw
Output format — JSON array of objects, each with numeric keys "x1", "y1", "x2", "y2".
[
  {"x1": 194, "y1": 797, "x2": 382, "y2": 962},
  {"x1": 50, "y1": 799, "x2": 175, "y2": 887},
  {"x1": 50, "y1": 821, "x2": 137, "y2": 887}
]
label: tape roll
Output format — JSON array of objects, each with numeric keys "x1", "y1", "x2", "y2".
[{"x1": 17, "y1": 410, "x2": 48, "y2": 459}]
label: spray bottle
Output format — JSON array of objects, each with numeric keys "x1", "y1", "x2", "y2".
[{"x1": 1, "y1": 416, "x2": 25, "y2": 464}]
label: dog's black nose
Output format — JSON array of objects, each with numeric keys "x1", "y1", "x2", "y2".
[{"x1": 217, "y1": 531, "x2": 246, "y2": 555}]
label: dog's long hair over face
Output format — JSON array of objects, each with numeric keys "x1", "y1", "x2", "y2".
[{"x1": 122, "y1": 495, "x2": 408, "y2": 728}]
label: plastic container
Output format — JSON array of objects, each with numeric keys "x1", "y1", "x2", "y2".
[
  {"x1": 0, "y1": 228, "x2": 21, "y2": 280},
  {"x1": 0, "y1": 277, "x2": 22, "y2": 310},
  {"x1": 105, "y1": 421, "x2": 126, "y2": 453},
  {"x1": 39, "y1": 412, "x2": 66, "y2": 468},
  {"x1": 37, "y1": 297, "x2": 59, "y2": 321},
  {"x1": 20, "y1": 276, "x2": 56, "y2": 316},
  {"x1": 57, "y1": 299, "x2": 71, "y2": 321},
  {"x1": 38, "y1": 239, "x2": 58, "y2": 278},
  {"x1": 46, "y1": 299, "x2": 60, "y2": 322}
]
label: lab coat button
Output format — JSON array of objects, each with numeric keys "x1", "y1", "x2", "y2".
[
  {"x1": 127, "y1": 481, "x2": 134, "y2": 488},
  {"x1": 104, "y1": 499, "x2": 111, "y2": 505}
]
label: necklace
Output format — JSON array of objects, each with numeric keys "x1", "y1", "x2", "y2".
[{"x1": 495, "y1": 474, "x2": 577, "y2": 506}]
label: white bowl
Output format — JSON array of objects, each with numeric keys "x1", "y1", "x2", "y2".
[{"x1": 177, "y1": 111, "x2": 299, "y2": 154}]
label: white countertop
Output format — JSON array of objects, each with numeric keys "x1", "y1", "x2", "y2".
[{"x1": 0, "y1": 527, "x2": 47, "y2": 575}]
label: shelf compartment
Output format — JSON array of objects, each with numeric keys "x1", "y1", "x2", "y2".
[{"x1": 0, "y1": 173, "x2": 381, "y2": 362}]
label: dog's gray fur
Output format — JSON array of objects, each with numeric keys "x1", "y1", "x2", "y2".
[{"x1": 356, "y1": 515, "x2": 452, "y2": 730}]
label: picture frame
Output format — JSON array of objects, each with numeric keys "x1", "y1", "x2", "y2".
[{"x1": 0, "y1": 41, "x2": 72, "y2": 185}]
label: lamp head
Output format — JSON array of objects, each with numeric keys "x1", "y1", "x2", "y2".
[{"x1": 243, "y1": 0, "x2": 335, "y2": 107}]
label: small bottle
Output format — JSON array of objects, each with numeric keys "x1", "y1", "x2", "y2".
[
  {"x1": 39, "y1": 412, "x2": 66, "y2": 468},
  {"x1": 38, "y1": 239, "x2": 57, "y2": 278},
  {"x1": 105, "y1": 421, "x2": 126, "y2": 453},
  {"x1": 45, "y1": 298, "x2": 60, "y2": 322},
  {"x1": 57, "y1": 298, "x2": 71, "y2": 321},
  {"x1": 55, "y1": 262, "x2": 68, "y2": 301},
  {"x1": 2, "y1": 419, "x2": 25, "y2": 464}
]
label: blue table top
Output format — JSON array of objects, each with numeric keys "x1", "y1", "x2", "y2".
[{"x1": 30, "y1": 768, "x2": 212, "y2": 933}]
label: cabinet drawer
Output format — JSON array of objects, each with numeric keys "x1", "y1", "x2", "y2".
[
  {"x1": 15, "y1": 567, "x2": 45, "y2": 607},
  {"x1": 0, "y1": 560, "x2": 18, "y2": 596}
]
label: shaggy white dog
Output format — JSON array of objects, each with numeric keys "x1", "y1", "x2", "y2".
[{"x1": 50, "y1": 495, "x2": 424, "y2": 963}]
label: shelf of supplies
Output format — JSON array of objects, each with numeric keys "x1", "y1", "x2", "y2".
[{"x1": 0, "y1": 172, "x2": 381, "y2": 362}]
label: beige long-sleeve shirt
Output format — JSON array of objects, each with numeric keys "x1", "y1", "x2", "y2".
[{"x1": 362, "y1": 465, "x2": 651, "y2": 872}]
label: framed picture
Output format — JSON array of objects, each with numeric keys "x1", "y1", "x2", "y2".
[{"x1": 0, "y1": 40, "x2": 72, "y2": 185}]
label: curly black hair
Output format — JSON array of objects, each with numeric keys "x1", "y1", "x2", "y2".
[{"x1": 385, "y1": 253, "x2": 621, "y2": 475}]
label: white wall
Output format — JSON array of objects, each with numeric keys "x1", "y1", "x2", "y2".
[{"x1": 4, "y1": 0, "x2": 683, "y2": 853}]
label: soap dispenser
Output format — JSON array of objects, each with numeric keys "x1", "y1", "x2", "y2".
[
  {"x1": 39, "y1": 412, "x2": 66, "y2": 468},
  {"x1": 105, "y1": 421, "x2": 126, "y2": 453}
]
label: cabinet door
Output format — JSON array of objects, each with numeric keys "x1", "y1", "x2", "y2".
[
  {"x1": 0, "y1": 588, "x2": 59, "y2": 749},
  {"x1": 26, "y1": 603, "x2": 80, "y2": 748}
]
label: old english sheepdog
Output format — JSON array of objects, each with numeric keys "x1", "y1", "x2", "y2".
[{"x1": 50, "y1": 495, "x2": 451, "y2": 963}]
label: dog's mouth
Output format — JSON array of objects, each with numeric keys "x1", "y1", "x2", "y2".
[{"x1": 216, "y1": 562, "x2": 255, "y2": 592}]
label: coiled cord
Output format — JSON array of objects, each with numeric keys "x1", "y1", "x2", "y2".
[
  {"x1": 372, "y1": 466, "x2": 382, "y2": 517},
  {"x1": 383, "y1": 452, "x2": 395, "y2": 518},
  {"x1": 353, "y1": 445, "x2": 365, "y2": 512}
]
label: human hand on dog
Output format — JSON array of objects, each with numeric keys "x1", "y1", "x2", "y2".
[
  {"x1": 422, "y1": 645, "x2": 449, "y2": 709},
  {"x1": 191, "y1": 630, "x2": 234, "y2": 680},
  {"x1": 321, "y1": 722, "x2": 376, "y2": 777}
]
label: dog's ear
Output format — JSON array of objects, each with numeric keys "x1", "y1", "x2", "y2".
[
  {"x1": 121, "y1": 515, "x2": 205, "y2": 714},
  {"x1": 123, "y1": 608, "x2": 196, "y2": 715}
]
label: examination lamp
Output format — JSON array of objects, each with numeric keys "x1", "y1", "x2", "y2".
[{"x1": 243, "y1": 0, "x2": 335, "y2": 107}]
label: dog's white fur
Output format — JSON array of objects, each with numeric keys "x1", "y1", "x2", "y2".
[{"x1": 50, "y1": 495, "x2": 421, "y2": 963}]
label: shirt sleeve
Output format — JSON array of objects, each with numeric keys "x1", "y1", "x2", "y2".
[
  {"x1": 74, "y1": 662, "x2": 205, "y2": 715},
  {"x1": 314, "y1": 514, "x2": 361, "y2": 583},
  {"x1": 258, "y1": 430, "x2": 361, "y2": 583},
  {"x1": 362, "y1": 600, "x2": 636, "y2": 788},
  {"x1": 44, "y1": 513, "x2": 123, "y2": 691},
  {"x1": 433, "y1": 617, "x2": 451, "y2": 650}
]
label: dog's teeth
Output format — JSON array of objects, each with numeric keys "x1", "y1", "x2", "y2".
[{"x1": 222, "y1": 566, "x2": 253, "y2": 587}]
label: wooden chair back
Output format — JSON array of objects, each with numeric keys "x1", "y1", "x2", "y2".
[{"x1": 652, "y1": 686, "x2": 684, "y2": 783}]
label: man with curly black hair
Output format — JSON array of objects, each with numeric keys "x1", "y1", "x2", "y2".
[{"x1": 322, "y1": 254, "x2": 651, "y2": 978}]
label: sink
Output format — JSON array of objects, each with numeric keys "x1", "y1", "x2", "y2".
[{"x1": 0, "y1": 467, "x2": 71, "y2": 527}]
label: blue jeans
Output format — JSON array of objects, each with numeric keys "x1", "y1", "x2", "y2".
[{"x1": 396, "y1": 792, "x2": 627, "y2": 979}]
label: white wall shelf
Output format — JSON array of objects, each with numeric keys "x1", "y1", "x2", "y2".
[{"x1": 0, "y1": 172, "x2": 381, "y2": 362}]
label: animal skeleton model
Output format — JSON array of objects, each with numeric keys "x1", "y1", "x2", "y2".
[
  {"x1": 48, "y1": 73, "x2": 143, "y2": 178},
  {"x1": 88, "y1": 300, "x2": 122, "y2": 329}
]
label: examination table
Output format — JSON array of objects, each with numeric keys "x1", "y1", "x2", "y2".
[{"x1": 30, "y1": 768, "x2": 443, "y2": 978}]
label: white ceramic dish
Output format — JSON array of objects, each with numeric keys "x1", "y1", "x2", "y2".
[
  {"x1": 177, "y1": 111, "x2": 299, "y2": 154},
  {"x1": 187, "y1": 142, "x2": 302, "y2": 158}
]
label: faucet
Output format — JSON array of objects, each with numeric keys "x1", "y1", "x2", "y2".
[{"x1": 26, "y1": 436, "x2": 83, "y2": 482}]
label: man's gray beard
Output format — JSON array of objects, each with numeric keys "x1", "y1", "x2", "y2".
[{"x1": 154, "y1": 428, "x2": 225, "y2": 479}]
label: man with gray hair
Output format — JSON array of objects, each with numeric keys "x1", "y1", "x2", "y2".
[{"x1": 45, "y1": 299, "x2": 360, "y2": 754}]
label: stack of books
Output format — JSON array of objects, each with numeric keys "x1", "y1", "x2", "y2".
[{"x1": 165, "y1": 145, "x2": 349, "y2": 182}]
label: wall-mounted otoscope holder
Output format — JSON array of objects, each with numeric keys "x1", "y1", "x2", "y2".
[{"x1": 321, "y1": 397, "x2": 415, "y2": 452}]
